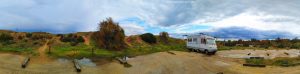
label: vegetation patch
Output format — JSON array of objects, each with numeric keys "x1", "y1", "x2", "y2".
[
  {"x1": 217, "y1": 37, "x2": 300, "y2": 51},
  {"x1": 140, "y1": 33, "x2": 157, "y2": 44},
  {"x1": 244, "y1": 57, "x2": 300, "y2": 67},
  {"x1": 245, "y1": 57, "x2": 265, "y2": 65},
  {"x1": 267, "y1": 57, "x2": 300, "y2": 67}
]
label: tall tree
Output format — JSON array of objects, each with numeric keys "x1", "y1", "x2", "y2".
[{"x1": 159, "y1": 31, "x2": 169, "y2": 44}]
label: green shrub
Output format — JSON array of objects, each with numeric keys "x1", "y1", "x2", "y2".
[
  {"x1": 245, "y1": 58, "x2": 265, "y2": 65},
  {"x1": 60, "y1": 34, "x2": 75, "y2": 42},
  {"x1": 26, "y1": 33, "x2": 32, "y2": 38},
  {"x1": 274, "y1": 60, "x2": 290, "y2": 67},
  {"x1": 140, "y1": 33, "x2": 156, "y2": 44},
  {"x1": 290, "y1": 43, "x2": 300, "y2": 49},
  {"x1": 0, "y1": 33, "x2": 14, "y2": 44},
  {"x1": 92, "y1": 17, "x2": 126, "y2": 50},
  {"x1": 77, "y1": 36, "x2": 85, "y2": 43},
  {"x1": 60, "y1": 34, "x2": 85, "y2": 46}
]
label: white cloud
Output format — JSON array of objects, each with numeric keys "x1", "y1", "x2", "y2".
[
  {"x1": 119, "y1": 23, "x2": 145, "y2": 36},
  {"x1": 206, "y1": 10, "x2": 300, "y2": 35},
  {"x1": 0, "y1": 0, "x2": 300, "y2": 37}
]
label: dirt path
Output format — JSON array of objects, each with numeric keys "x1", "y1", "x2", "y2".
[
  {"x1": 1, "y1": 50, "x2": 300, "y2": 74},
  {"x1": 32, "y1": 40, "x2": 51, "y2": 63},
  {"x1": 83, "y1": 36, "x2": 90, "y2": 45}
]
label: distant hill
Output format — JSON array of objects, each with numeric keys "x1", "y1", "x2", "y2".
[{"x1": 0, "y1": 30, "x2": 15, "y2": 33}]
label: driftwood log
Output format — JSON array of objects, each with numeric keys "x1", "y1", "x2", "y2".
[
  {"x1": 73, "y1": 59, "x2": 81, "y2": 72},
  {"x1": 167, "y1": 51, "x2": 176, "y2": 55},
  {"x1": 21, "y1": 57, "x2": 30, "y2": 68},
  {"x1": 116, "y1": 57, "x2": 127, "y2": 64}
]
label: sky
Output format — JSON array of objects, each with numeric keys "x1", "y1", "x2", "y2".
[{"x1": 0, "y1": 0, "x2": 300, "y2": 39}]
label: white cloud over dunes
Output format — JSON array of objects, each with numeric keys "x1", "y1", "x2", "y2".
[{"x1": 0, "y1": 0, "x2": 300, "y2": 38}]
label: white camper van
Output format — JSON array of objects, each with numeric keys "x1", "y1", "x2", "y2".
[{"x1": 186, "y1": 33, "x2": 217, "y2": 55}]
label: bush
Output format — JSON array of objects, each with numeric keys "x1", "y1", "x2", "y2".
[
  {"x1": 92, "y1": 17, "x2": 126, "y2": 50},
  {"x1": 290, "y1": 43, "x2": 300, "y2": 49},
  {"x1": 0, "y1": 33, "x2": 14, "y2": 44},
  {"x1": 26, "y1": 33, "x2": 32, "y2": 38},
  {"x1": 159, "y1": 32, "x2": 169, "y2": 44},
  {"x1": 31, "y1": 33, "x2": 52, "y2": 40},
  {"x1": 60, "y1": 34, "x2": 75, "y2": 42},
  {"x1": 60, "y1": 34, "x2": 84, "y2": 45},
  {"x1": 77, "y1": 36, "x2": 85, "y2": 43},
  {"x1": 245, "y1": 58, "x2": 265, "y2": 65},
  {"x1": 140, "y1": 33, "x2": 156, "y2": 44}
]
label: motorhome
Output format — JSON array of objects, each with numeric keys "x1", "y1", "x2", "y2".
[{"x1": 186, "y1": 33, "x2": 217, "y2": 55}]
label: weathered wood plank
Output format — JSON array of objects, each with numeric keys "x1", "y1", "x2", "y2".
[
  {"x1": 21, "y1": 57, "x2": 30, "y2": 68},
  {"x1": 249, "y1": 57, "x2": 264, "y2": 59},
  {"x1": 243, "y1": 64, "x2": 266, "y2": 67}
]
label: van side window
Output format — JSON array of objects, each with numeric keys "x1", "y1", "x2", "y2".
[
  {"x1": 201, "y1": 38, "x2": 207, "y2": 44},
  {"x1": 188, "y1": 38, "x2": 192, "y2": 42},
  {"x1": 193, "y1": 38, "x2": 197, "y2": 43}
]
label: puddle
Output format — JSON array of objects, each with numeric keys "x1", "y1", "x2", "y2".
[
  {"x1": 57, "y1": 58, "x2": 70, "y2": 63},
  {"x1": 76, "y1": 57, "x2": 97, "y2": 67}
]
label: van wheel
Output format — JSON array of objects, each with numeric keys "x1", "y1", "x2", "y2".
[
  {"x1": 205, "y1": 50, "x2": 209, "y2": 55},
  {"x1": 187, "y1": 48, "x2": 192, "y2": 52},
  {"x1": 211, "y1": 51, "x2": 216, "y2": 55}
]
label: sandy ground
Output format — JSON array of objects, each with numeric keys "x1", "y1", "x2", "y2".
[{"x1": 1, "y1": 50, "x2": 300, "y2": 74}]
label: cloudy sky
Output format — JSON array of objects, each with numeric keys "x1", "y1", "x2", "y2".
[{"x1": 0, "y1": 0, "x2": 300, "y2": 39}]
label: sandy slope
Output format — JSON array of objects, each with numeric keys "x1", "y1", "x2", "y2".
[{"x1": 1, "y1": 50, "x2": 300, "y2": 74}]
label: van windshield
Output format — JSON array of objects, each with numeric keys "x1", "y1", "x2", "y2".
[{"x1": 207, "y1": 39, "x2": 216, "y2": 45}]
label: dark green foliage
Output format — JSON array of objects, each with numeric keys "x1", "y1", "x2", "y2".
[
  {"x1": 92, "y1": 17, "x2": 126, "y2": 50},
  {"x1": 140, "y1": 33, "x2": 157, "y2": 44},
  {"x1": 277, "y1": 43, "x2": 285, "y2": 48},
  {"x1": 60, "y1": 34, "x2": 75, "y2": 42},
  {"x1": 77, "y1": 36, "x2": 85, "y2": 43},
  {"x1": 290, "y1": 43, "x2": 300, "y2": 49},
  {"x1": 26, "y1": 33, "x2": 32, "y2": 38},
  {"x1": 60, "y1": 34, "x2": 85, "y2": 46},
  {"x1": 270, "y1": 58, "x2": 300, "y2": 67},
  {"x1": 245, "y1": 58, "x2": 265, "y2": 65},
  {"x1": 274, "y1": 60, "x2": 289, "y2": 67},
  {"x1": 0, "y1": 33, "x2": 14, "y2": 45}
]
